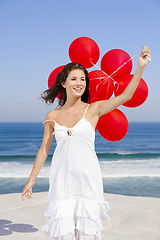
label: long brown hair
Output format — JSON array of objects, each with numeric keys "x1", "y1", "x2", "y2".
[{"x1": 40, "y1": 62, "x2": 90, "y2": 108}]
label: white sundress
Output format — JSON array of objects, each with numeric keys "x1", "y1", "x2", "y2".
[{"x1": 42, "y1": 104, "x2": 110, "y2": 240}]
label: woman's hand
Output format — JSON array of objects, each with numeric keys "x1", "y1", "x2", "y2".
[
  {"x1": 21, "y1": 180, "x2": 35, "y2": 201},
  {"x1": 137, "y1": 46, "x2": 151, "y2": 69}
]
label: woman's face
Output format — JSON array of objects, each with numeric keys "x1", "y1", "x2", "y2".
[{"x1": 63, "y1": 69, "x2": 86, "y2": 97}]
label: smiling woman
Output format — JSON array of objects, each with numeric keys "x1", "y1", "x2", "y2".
[{"x1": 21, "y1": 47, "x2": 151, "y2": 240}]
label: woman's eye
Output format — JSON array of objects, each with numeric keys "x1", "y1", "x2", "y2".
[{"x1": 71, "y1": 78, "x2": 85, "y2": 81}]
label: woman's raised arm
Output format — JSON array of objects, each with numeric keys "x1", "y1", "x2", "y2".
[{"x1": 93, "y1": 46, "x2": 151, "y2": 118}]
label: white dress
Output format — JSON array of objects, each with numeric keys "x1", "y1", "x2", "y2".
[{"x1": 42, "y1": 104, "x2": 110, "y2": 240}]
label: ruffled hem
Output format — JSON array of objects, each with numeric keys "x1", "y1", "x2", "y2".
[
  {"x1": 47, "y1": 229, "x2": 102, "y2": 240},
  {"x1": 41, "y1": 194, "x2": 110, "y2": 239}
]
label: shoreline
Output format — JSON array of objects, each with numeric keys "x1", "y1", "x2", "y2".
[
  {"x1": 1, "y1": 176, "x2": 160, "y2": 198},
  {"x1": 0, "y1": 192, "x2": 160, "y2": 240}
]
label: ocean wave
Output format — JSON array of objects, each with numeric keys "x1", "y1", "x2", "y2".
[
  {"x1": 0, "y1": 157, "x2": 160, "y2": 178},
  {"x1": 102, "y1": 173, "x2": 160, "y2": 178},
  {"x1": 1, "y1": 152, "x2": 160, "y2": 162},
  {"x1": 97, "y1": 152, "x2": 160, "y2": 160},
  {"x1": 0, "y1": 155, "x2": 53, "y2": 161}
]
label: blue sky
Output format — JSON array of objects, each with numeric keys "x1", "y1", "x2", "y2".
[{"x1": 0, "y1": 0, "x2": 159, "y2": 122}]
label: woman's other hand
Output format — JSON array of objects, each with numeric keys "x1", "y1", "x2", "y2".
[{"x1": 21, "y1": 180, "x2": 35, "y2": 201}]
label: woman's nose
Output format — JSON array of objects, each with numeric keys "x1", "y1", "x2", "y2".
[{"x1": 75, "y1": 79, "x2": 82, "y2": 85}]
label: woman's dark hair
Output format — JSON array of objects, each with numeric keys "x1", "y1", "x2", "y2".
[{"x1": 40, "y1": 62, "x2": 90, "y2": 108}]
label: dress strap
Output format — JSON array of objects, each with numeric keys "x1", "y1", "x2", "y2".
[
  {"x1": 43, "y1": 119, "x2": 56, "y2": 125},
  {"x1": 43, "y1": 120, "x2": 56, "y2": 136},
  {"x1": 83, "y1": 104, "x2": 90, "y2": 118}
]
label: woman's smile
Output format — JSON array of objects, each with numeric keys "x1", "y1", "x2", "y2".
[{"x1": 73, "y1": 87, "x2": 83, "y2": 93}]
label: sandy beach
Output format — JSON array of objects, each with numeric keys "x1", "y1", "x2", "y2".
[{"x1": 0, "y1": 192, "x2": 159, "y2": 240}]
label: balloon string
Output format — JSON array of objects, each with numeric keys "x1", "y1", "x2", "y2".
[
  {"x1": 89, "y1": 52, "x2": 139, "y2": 101},
  {"x1": 90, "y1": 61, "x2": 118, "y2": 89},
  {"x1": 90, "y1": 63, "x2": 116, "y2": 82},
  {"x1": 89, "y1": 62, "x2": 115, "y2": 100},
  {"x1": 89, "y1": 62, "x2": 117, "y2": 100},
  {"x1": 90, "y1": 52, "x2": 139, "y2": 83}
]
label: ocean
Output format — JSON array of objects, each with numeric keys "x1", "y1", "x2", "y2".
[{"x1": 0, "y1": 122, "x2": 160, "y2": 198}]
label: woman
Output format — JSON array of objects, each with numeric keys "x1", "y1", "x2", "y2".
[{"x1": 21, "y1": 46, "x2": 151, "y2": 240}]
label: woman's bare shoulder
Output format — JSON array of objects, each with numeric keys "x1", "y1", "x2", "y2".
[{"x1": 44, "y1": 109, "x2": 59, "y2": 124}]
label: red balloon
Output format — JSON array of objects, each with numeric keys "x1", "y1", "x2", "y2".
[
  {"x1": 97, "y1": 109, "x2": 129, "y2": 141},
  {"x1": 114, "y1": 74, "x2": 148, "y2": 107},
  {"x1": 95, "y1": 123, "x2": 98, "y2": 131},
  {"x1": 88, "y1": 70, "x2": 114, "y2": 102},
  {"x1": 48, "y1": 65, "x2": 65, "y2": 99},
  {"x1": 69, "y1": 37, "x2": 100, "y2": 68},
  {"x1": 101, "y1": 49, "x2": 132, "y2": 81}
]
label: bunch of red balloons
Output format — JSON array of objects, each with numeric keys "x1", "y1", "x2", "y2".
[{"x1": 47, "y1": 37, "x2": 148, "y2": 142}]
